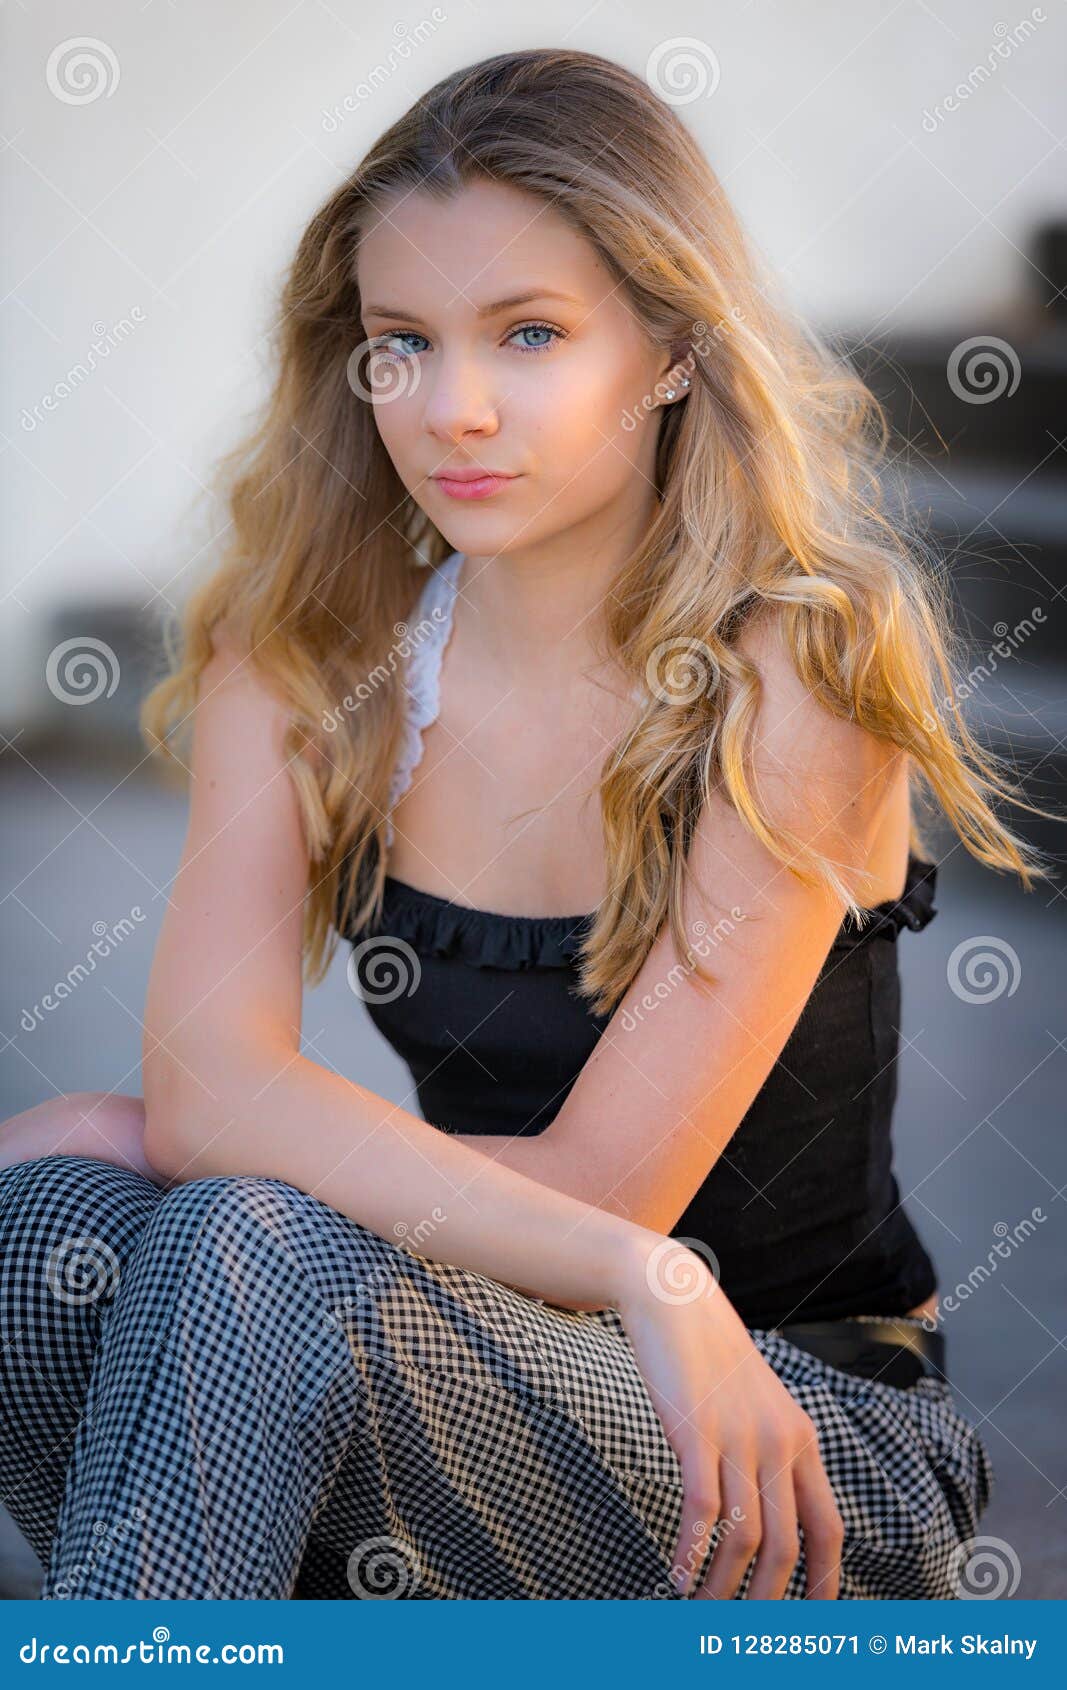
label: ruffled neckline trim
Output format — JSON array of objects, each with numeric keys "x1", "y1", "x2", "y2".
[
  {"x1": 832, "y1": 853, "x2": 938, "y2": 949},
  {"x1": 385, "y1": 549, "x2": 464, "y2": 852},
  {"x1": 359, "y1": 853, "x2": 938, "y2": 971},
  {"x1": 378, "y1": 873, "x2": 594, "y2": 969}
]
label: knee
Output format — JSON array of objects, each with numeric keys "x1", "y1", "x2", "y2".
[
  {"x1": 141, "y1": 1175, "x2": 322, "y2": 1293},
  {"x1": 150, "y1": 1172, "x2": 308, "y2": 1238},
  {"x1": 0, "y1": 1150, "x2": 155, "y2": 1239},
  {"x1": 146, "y1": 1174, "x2": 407, "y2": 1315},
  {"x1": 0, "y1": 1154, "x2": 156, "y2": 1329}
]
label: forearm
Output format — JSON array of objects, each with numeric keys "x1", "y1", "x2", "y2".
[
  {"x1": 452, "y1": 1131, "x2": 651, "y2": 1227},
  {"x1": 146, "y1": 1049, "x2": 655, "y2": 1314}
]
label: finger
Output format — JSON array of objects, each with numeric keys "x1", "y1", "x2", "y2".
[
  {"x1": 745, "y1": 1466, "x2": 800, "y2": 1599},
  {"x1": 669, "y1": 1464, "x2": 719, "y2": 1598},
  {"x1": 793, "y1": 1442, "x2": 844, "y2": 1600},
  {"x1": 696, "y1": 1458, "x2": 761, "y2": 1599}
]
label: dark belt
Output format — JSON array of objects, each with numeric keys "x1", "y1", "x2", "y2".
[{"x1": 774, "y1": 1317, "x2": 946, "y2": 1389}]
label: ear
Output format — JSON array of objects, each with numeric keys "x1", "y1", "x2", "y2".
[{"x1": 655, "y1": 341, "x2": 695, "y2": 406}]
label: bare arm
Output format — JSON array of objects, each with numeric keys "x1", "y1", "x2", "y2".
[
  {"x1": 449, "y1": 604, "x2": 907, "y2": 1235},
  {"x1": 140, "y1": 627, "x2": 846, "y2": 1599},
  {"x1": 141, "y1": 640, "x2": 652, "y2": 1313}
]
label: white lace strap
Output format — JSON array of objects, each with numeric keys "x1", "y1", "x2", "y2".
[{"x1": 386, "y1": 550, "x2": 464, "y2": 848}]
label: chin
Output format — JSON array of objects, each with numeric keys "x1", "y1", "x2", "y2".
[{"x1": 433, "y1": 515, "x2": 531, "y2": 553}]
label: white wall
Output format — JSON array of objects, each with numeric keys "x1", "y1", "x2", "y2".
[{"x1": 3, "y1": 0, "x2": 1062, "y2": 727}]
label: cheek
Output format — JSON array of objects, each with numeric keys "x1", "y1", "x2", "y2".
[
  {"x1": 525, "y1": 357, "x2": 652, "y2": 475},
  {"x1": 369, "y1": 394, "x2": 418, "y2": 470},
  {"x1": 527, "y1": 354, "x2": 635, "y2": 446}
]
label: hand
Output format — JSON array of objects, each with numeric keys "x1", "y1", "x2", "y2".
[
  {"x1": 613, "y1": 1235, "x2": 844, "y2": 1599},
  {"x1": 0, "y1": 1092, "x2": 168, "y2": 1186}
]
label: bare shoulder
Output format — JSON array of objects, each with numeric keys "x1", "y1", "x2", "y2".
[
  {"x1": 710, "y1": 598, "x2": 913, "y2": 899},
  {"x1": 197, "y1": 624, "x2": 325, "y2": 778},
  {"x1": 730, "y1": 598, "x2": 905, "y2": 844}
]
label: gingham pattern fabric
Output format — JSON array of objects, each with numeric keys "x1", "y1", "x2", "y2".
[{"x1": 0, "y1": 1154, "x2": 992, "y2": 1600}]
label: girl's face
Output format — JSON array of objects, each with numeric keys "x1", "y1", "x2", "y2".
[{"x1": 356, "y1": 178, "x2": 680, "y2": 560}]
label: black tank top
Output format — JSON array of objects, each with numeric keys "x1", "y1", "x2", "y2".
[{"x1": 338, "y1": 853, "x2": 939, "y2": 1329}]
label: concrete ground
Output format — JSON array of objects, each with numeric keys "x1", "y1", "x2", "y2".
[{"x1": 1, "y1": 754, "x2": 1064, "y2": 1598}]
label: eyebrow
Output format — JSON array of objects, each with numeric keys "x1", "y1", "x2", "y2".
[{"x1": 361, "y1": 288, "x2": 584, "y2": 322}]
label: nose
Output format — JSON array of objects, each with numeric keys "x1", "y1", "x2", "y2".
[{"x1": 421, "y1": 352, "x2": 501, "y2": 444}]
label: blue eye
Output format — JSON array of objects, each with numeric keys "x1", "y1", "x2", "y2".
[
  {"x1": 371, "y1": 331, "x2": 427, "y2": 360},
  {"x1": 508, "y1": 322, "x2": 563, "y2": 354},
  {"x1": 369, "y1": 322, "x2": 565, "y2": 359}
]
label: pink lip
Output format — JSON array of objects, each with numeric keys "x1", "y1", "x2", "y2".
[{"x1": 432, "y1": 470, "x2": 518, "y2": 501}]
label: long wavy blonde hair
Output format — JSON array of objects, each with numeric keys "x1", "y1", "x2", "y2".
[{"x1": 140, "y1": 46, "x2": 1058, "y2": 1018}]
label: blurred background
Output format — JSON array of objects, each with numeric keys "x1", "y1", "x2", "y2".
[{"x1": 2, "y1": 0, "x2": 1065, "y2": 1598}]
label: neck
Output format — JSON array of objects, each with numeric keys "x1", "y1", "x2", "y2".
[{"x1": 452, "y1": 498, "x2": 657, "y2": 684}]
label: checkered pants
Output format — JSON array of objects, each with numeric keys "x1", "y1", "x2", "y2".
[{"x1": 0, "y1": 1154, "x2": 993, "y2": 1599}]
